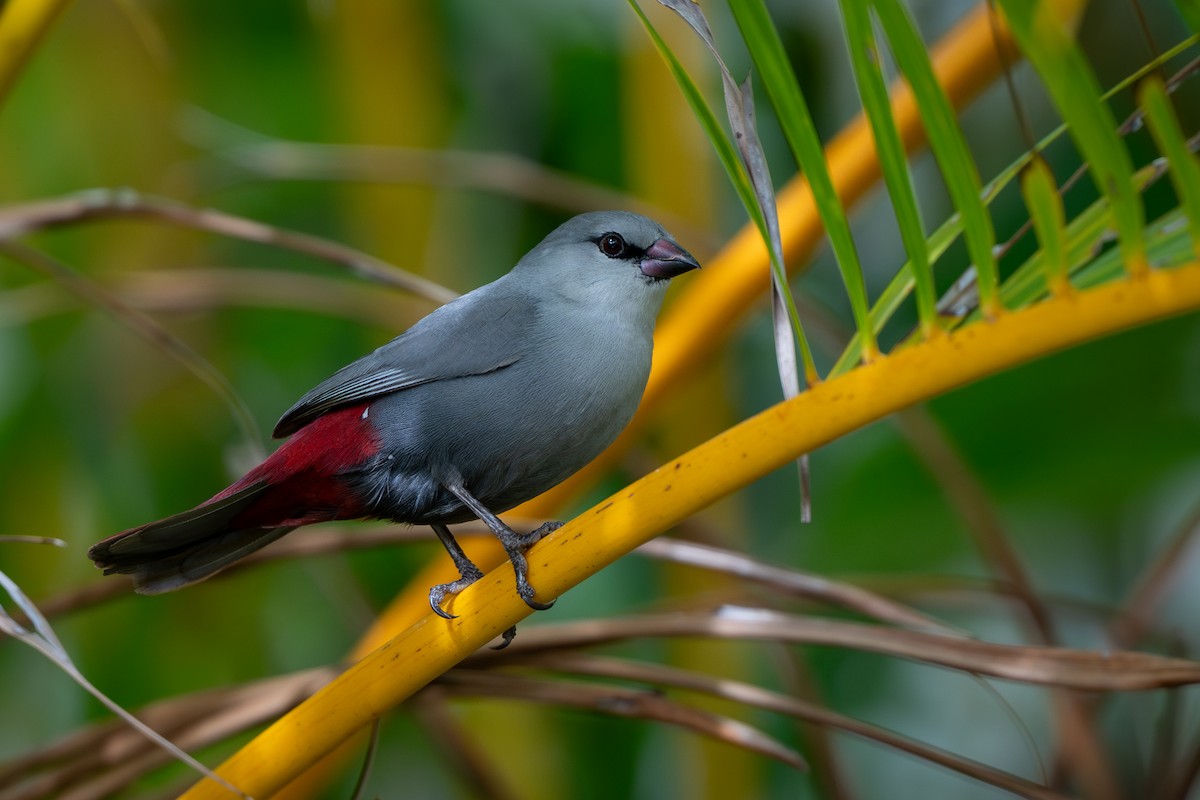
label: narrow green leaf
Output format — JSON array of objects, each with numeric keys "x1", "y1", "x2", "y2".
[
  {"x1": 653, "y1": 0, "x2": 815, "y2": 518},
  {"x1": 828, "y1": 212, "x2": 961, "y2": 376},
  {"x1": 1021, "y1": 157, "x2": 1070, "y2": 295},
  {"x1": 995, "y1": 0, "x2": 1147, "y2": 276},
  {"x1": 837, "y1": 0, "x2": 938, "y2": 339},
  {"x1": 830, "y1": 34, "x2": 1198, "y2": 374},
  {"x1": 838, "y1": 155, "x2": 1165, "y2": 369},
  {"x1": 1074, "y1": 208, "x2": 1195, "y2": 290},
  {"x1": 625, "y1": 0, "x2": 763, "y2": 236},
  {"x1": 980, "y1": 160, "x2": 1163, "y2": 318},
  {"x1": 998, "y1": 190, "x2": 1113, "y2": 310},
  {"x1": 1138, "y1": 75, "x2": 1200, "y2": 261},
  {"x1": 729, "y1": 0, "x2": 878, "y2": 360},
  {"x1": 647, "y1": 0, "x2": 817, "y2": 389},
  {"x1": 1173, "y1": 0, "x2": 1200, "y2": 34},
  {"x1": 869, "y1": 0, "x2": 1000, "y2": 316}
]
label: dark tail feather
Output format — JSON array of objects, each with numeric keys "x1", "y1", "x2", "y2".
[{"x1": 88, "y1": 482, "x2": 294, "y2": 594}]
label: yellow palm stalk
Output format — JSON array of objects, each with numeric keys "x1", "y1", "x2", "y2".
[{"x1": 184, "y1": 259, "x2": 1200, "y2": 799}]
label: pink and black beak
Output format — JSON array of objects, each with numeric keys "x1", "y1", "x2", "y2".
[{"x1": 639, "y1": 238, "x2": 701, "y2": 280}]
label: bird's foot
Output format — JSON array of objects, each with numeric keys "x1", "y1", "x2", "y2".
[
  {"x1": 487, "y1": 520, "x2": 561, "y2": 614},
  {"x1": 427, "y1": 562, "x2": 484, "y2": 620},
  {"x1": 496, "y1": 520, "x2": 564, "y2": 612},
  {"x1": 439, "y1": 478, "x2": 567, "y2": 613},
  {"x1": 497, "y1": 520, "x2": 565, "y2": 550},
  {"x1": 503, "y1": 546, "x2": 555, "y2": 611}
]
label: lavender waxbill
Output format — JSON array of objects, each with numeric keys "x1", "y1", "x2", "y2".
[{"x1": 89, "y1": 211, "x2": 699, "y2": 620}]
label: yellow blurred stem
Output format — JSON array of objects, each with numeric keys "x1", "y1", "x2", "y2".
[
  {"x1": 276, "y1": 3, "x2": 1015, "y2": 794},
  {"x1": 330, "y1": 2, "x2": 447, "y2": 270},
  {"x1": 184, "y1": 262, "x2": 1200, "y2": 799},
  {"x1": 0, "y1": 0, "x2": 72, "y2": 109}
]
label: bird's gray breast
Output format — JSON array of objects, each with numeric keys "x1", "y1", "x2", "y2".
[{"x1": 353, "y1": 299, "x2": 654, "y2": 524}]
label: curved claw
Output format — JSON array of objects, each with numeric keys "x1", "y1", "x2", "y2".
[
  {"x1": 506, "y1": 548, "x2": 556, "y2": 612},
  {"x1": 522, "y1": 594, "x2": 555, "y2": 611},
  {"x1": 519, "y1": 523, "x2": 563, "y2": 610},
  {"x1": 428, "y1": 564, "x2": 484, "y2": 620},
  {"x1": 428, "y1": 584, "x2": 459, "y2": 620},
  {"x1": 491, "y1": 625, "x2": 518, "y2": 650}
]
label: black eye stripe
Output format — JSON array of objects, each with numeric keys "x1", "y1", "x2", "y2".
[{"x1": 593, "y1": 232, "x2": 645, "y2": 260}]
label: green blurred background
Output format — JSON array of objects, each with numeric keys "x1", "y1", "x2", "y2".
[{"x1": 1, "y1": 1, "x2": 1198, "y2": 798}]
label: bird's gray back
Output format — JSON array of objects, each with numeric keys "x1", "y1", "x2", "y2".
[
  {"x1": 274, "y1": 280, "x2": 532, "y2": 437},
  {"x1": 354, "y1": 276, "x2": 658, "y2": 523}
]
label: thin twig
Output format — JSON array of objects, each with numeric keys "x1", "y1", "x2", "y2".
[
  {"x1": 411, "y1": 689, "x2": 519, "y2": 800},
  {"x1": 508, "y1": 652, "x2": 1068, "y2": 800},
  {"x1": 0, "y1": 267, "x2": 428, "y2": 330},
  {"x1": 438, "y1": 669, "x2": 806, "y2": 770},
  {"x1": 470, "y1": 607, "x2": 1200, "y2": 691},
  {"x1": 1110, "y1": 499, "x2": 1200, "y2": 650},
  {"x1": 0, "y1": 667, "x2": 334, "y2": 800},
  {"x1": 42, "y1": 521, "x2": 953, "y2": 647},
  {"x1": 347, "y1": 718, "x2": 380, "y2": 800},
  {"x1": 186, "y1": 135, "x2": 714, "y2": 252},
  {"x1": 992, "y1": 56, "x2": 1200, "y2": 265},
  {"x1": 0, "y1": 240, "x2": 264, "y2": 456},
  {"x1": 0, "y1": 188, "x2": 457, "y2": 303},
  {"x1": 637, "y1": 536, "x2": 956, "y2": 634},
  {"x1": 0, "y1": 571, "x2": 256, "y2": 800}
]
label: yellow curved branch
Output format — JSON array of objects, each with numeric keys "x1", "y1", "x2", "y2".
[{"x1": 182, "y1": 262, "x2": 1200, "y2": 799}]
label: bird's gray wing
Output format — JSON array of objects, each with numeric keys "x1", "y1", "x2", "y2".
[{"x1": 273, "y1": 285, "x2": 534, "y2": 437}]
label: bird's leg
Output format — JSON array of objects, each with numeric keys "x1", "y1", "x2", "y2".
[
  {"x1": 429, "y1": 522, "x2": 518, "y2": 646},
  {"x1": 442, "y1": 477, "x2": 558, "y2": 612},
  {"x1": 428, "y1": 522, "x2": 484, "y2": 620}
]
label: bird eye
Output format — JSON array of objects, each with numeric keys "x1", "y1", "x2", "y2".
[{"x1": 598, "y1": 232, "x2": 627, "y2": 258}]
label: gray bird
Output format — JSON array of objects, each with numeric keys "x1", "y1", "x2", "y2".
[{"x1": 89, "y1": 211, "x2": 700, "y2": 620}]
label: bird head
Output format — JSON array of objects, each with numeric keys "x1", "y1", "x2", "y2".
[{"x1": 516, "y1": 211, "x2": 701, "y2": 304}]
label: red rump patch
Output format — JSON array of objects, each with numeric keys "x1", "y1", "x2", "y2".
[{"x1": 213, "y1": 403, "x2": 380, "y2": 528}]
